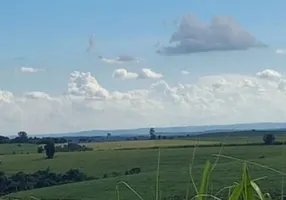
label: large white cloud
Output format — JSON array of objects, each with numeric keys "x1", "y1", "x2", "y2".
[
  {"x1": 157, "y1": 13, "x2": 266, "y2": 55},
  {"x1": 112, "y1": 69, "x2": 138, "y2": 79},
  {"x1": 256, "y1": 69, "x2": 282, "y2": 81},
  {"x1": 112, "y1": 68, "x2": 163, "y2": 80},
  {"x1": 1, "y1": 69, "x2": 286, "y2": 135}
]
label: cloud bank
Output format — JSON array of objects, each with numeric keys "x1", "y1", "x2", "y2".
[
  {"x1": 157, "y1": 14, "x2": 266, "y2": 55},
  {"x1": 1, "y1": 68, "x2": 286, "y2": 135}
]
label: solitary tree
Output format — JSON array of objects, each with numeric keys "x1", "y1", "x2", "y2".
[
  {"x1": 263, "y1": 133, "x2": 275, "y2": 145},
  {"x1": 44, "y1": 140, "x2": 55, "y2": 159},
  {"x1": 17, "y1": 131, "x2": 28, "y2": 142},
  {"x1": 149, "y1": 128, "x2": 156, "y2": 140}
]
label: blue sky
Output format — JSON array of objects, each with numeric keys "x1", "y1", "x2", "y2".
[
  {"x1": 1, "y1": 0, "x2": 286, "y2": 94},
  {"x1": 1, "y1": 0, "x2": 286, "y2": 134}
]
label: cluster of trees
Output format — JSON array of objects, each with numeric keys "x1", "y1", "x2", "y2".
[
  {"x1": 263, "y1": 133, "x2": 276, "y2": 145},
  {"x1": 102, "y1": 167, "x2": 141, "y2": 179},
  {"x1": 56, "y1": 143, "x2": 93, "y2": 152},
  {"x1": 0, "y1": 166, "x2": 142, "y2": 195},
  {"x1": 37, "y1": 142, "x2": 93, "y2": 159},
  {"x1": 37, "y1": 140, "x2": 56, "y2": 159},
  {"x1": 0, "y1": 168, "x2": 92, "y2": 195},
  {"x1": 125, "y1": 167, "x2": 141, "y2": 175},
  {"x1": 149, "y1": 128, "x2": 170, "y2": 140},
  {"x1": 0, "y1": 132, "x2": 67, "y2": 144}
]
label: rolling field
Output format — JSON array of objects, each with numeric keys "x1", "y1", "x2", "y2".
[
  {"x1": 83, "y1": 139, "x2": 219, "y2": 150},
  {"x1": 1, "y1": 143, "x2": 286, "y2": 200},
  {"x1": 0, "y1": 143, "x2": 37, "y2": 155}
]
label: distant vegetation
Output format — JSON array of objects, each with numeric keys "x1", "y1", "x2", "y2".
[
  {"x1": 0, "y1": 168, "x2": 92, "y2": 195},
  {"x1": 2, "y1": 128, "x2": 286, "y2": 199},
  {"x1": 0, "y1": 131, "x2": 67, "y2": 144},
  {"x1": 0, "y1": 166, "x2": 142, "y2": 196},
  {"x1": 55, "y1": 143, "x2": 93, "y2": 152}
]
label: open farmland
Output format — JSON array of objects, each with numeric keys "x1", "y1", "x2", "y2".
[
  {"x1": 83, "y1": 139, "x2": 219, "y2": 150},
  {"x1": 1, "y1": 142, "x2": 286, "y2": 200},
  {"x1": 0, "y1": 143, "x2": 37, "y2": 155}
]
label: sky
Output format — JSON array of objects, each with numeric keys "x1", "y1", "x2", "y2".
[{"x1": 1, "y1": 0, "x2": 286, "y2": 135}]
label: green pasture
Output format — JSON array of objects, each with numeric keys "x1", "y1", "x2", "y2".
[{"x1": 2, "y1": 144, "x2": 286, "y2": 200}]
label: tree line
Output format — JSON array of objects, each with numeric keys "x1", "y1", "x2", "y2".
[
  {"x1": 0, "y1": 132, "x2": 67, "y2": 144},
  {"x1": 0, "y1": 166, "x2": 142, "y2": 196},
  {"x1": 37, "y1": 142, "x2": 93, "y2": 155},
  {"x1": 0, "y1": 168, "x2": 92, "y2": 195}
]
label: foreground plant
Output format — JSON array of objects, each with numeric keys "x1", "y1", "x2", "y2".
[{"x1": 193, "y1": 161, "x2": 271, "y2": 200}]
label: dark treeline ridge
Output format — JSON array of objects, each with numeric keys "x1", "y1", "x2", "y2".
[
  {"x1": 0, "y1": 168, "x2": 92, "y2": 196},
  {"x1": 0, "y1": 132, "x2": 67, "y2": 145},
  {"x1": 37, "y1": 143, "x2": 93, "y2": 154},
  {"x1": 0, "y1": 167, "x2": 142, "y2": 196}
]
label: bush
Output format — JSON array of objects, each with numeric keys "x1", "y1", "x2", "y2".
[
  {"x1": 37, "y1": 146, "x2": 44, "y2": 153},
  {"x1": 55, "y1": 143, "x2": 93, "y2": 152},
  {"x1": 125, "y1": 167, "x2": 141, "y2": 175},
  {"x1": 44, "y1": 140, "x2": 55, "y2": 159},
  {"x1": 263, "y1": 133, "x2": 275, "y2": 145}
]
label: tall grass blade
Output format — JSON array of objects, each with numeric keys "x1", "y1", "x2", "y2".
[
  {"x1": 198, "y1": 160, "x2": 212, "y2": 200},
  {"x1": 189, "y1": 143, "x2": 199, "y2": 195},
  {"x1": 116, "y1": 181, "x2": 145, "y2": 200},
  {"x1": 250, "y1": 180, "x2": 265, "y2": 200},
  {"x1": 116, "y1": 184, "x2": 120, "y2": 200},
  {"x1": 228, "y1": 182, "x2": 243, "y2": 200},
  {"x1": 242, "y1": 163, "x2": 254, "y2": 200},
  {"x1": 156, "y1": 148, "x2": 161, "y2": 200}
]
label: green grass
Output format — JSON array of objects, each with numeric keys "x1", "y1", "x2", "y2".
[
  {"x1": 83, "y1": 139, "x2": 219, "y2": 150},
  {"x1": 2, "y1": 143, "x2": 286, "y2": 200},
  {"x1": 0, "y1": 143, "x2": 37, "y2": 155},
  {"x1": 195, "y1": 132, "x2": 286, "y2": 144}
]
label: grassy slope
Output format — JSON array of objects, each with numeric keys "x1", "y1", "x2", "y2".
[
  {"x1": 5, "y1": 144, "x2": 286, "y2": 200},
  {"x1": 83, "y1": 139, "x2": 218, "y2": 150},
  {"x1": 0, "y1": 143, "x2": 36, "y2": 155}
]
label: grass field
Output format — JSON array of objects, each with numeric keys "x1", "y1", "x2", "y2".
[
  {"x1": 1, "y1": 142, "x2": 286, "y2": 200},
  {"x1": 0, "y1": 143, "x2": 37, "y2": 155},
  {"x1": 83, "y1": 139, "x2": 219, "y2": 150}
]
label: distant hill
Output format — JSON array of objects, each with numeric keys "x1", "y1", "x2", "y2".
[{"x1": 32, "y1": 122, "x2": 286, "y2": 137}]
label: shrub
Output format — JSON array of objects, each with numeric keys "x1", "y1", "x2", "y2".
[
  {"x1": 37, "y1": 146, "x2": 44, "y2": 153},
  {"x1": 263, "y1": 133, "x2": 275, "y2": 145},
  {"x1": 44, "y1": 140, "x2": 55, "y2": 159},
  {"x1": 55, "y1": 143, "x2": 93, "y2": 152},
  {"x1": 125, "y1": 167, "x2": 141, "y2": 175}
]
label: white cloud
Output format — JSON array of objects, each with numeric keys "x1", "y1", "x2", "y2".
[
  {"x1": 24, "y1": 92, "x2": 52, "y2": 100},
  {"x1": 98, "y1": 55, "x2": 142, "y2": 64},
  {"x1": 19, "y1": 67, "x2": 45, "y2": 73},
  {"x1": 276, "y1": 49, "x2": 286, "y2": 55},
  {"x1": 181, "y1": 70, "x2": 190, "y2": 75},
  {"x1": 67, "y1": 71, "x2": 109, "y2": 100},
  {"x1": 112, "y1": 69, "x2": 138, "y2": 79},
  {"x1": 256, "y1": 69, "x2": 282, "y2": 81},
  {"x1": 112, "y1": 68, "x2": 163, "y2": 80},
  {"x1": 137, "y1": 68, "x2": 163, "y2": 79},
  {"x1": 2, "y1": 69, "x2": 286, "y2": 135}
]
